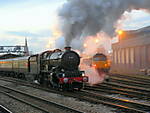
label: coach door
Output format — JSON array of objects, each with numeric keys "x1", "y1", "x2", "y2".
[{"x1": 29, "y1": 55, "x2": 38, "y2": 74}]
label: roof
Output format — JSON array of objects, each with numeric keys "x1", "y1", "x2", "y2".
[
  {"x1": 119, "y1": 26, "x2": 150, "y2": 40},
  {"x1": 93, "y1": 53, "x2": 106, "y2": 57},
  {"x1": 0, "y1": 54, "x2": 22, "y2": 59},
  {"x1": 113, "y1": 26, "x2": 150, "y2": 49}
]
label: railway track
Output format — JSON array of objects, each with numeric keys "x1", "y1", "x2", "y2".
[
  {"x1": 78, "y1": 90, "x2": 150, "y2": 113},
  {"x1": 102, "y1": 81, "x2": 150, "y2": 93},
  {"x1": 109, "y1": 74, "x2": 150, "y2": 83},
  {"x1": 84, "y1": 73, "x2": 150, "y2": 100},
  {"x1": 0, "y1": 84, "x2": 83, "y2": 113},
  {"x1": 109, "y1": 77, "x2": 150, "y2": 88},
  {"x1": 109, "y1": 74, "x2": 150, "y2": 88},
  {"x1": 0, "y1": 76, "x2": 150, "y2": 113},
  {"x1": 84, "y1": 84, "x2": 150, "y2": 100}
]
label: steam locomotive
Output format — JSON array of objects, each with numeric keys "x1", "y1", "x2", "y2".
[{"x1": 0, "y1": 47, "x2": 88, "y2": 90}]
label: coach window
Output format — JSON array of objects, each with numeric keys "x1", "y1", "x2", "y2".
[
  {"x1": 121, "y1": 49, "x2": 125, "y2": 64},
  {"x1": 130, "y1": 48, "x2": 134, "y2": 64},
  {"x1": 126, "y1": 48, "x2": 129, "y2": 64}
]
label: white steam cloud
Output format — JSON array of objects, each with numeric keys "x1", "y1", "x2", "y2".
[{"x1": 58, "y1": 0, "x2": 150, "y2": 47}]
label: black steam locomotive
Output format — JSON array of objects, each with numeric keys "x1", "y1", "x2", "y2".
[{"x1": 0, "y1": 47, "x2": 88, "y2": 90}]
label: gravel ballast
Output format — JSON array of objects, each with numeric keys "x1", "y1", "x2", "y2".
[
  {"x1": 0, "y1": 79, "x2": 116, "y2": 113},
  {"x1": 0, "y1": 93, "x2": 45, "y2": 113}
]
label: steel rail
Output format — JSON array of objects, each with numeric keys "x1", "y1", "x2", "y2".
[
  {"x1": 84, "y1": 85, "x2": 150, "y2": 100},
  {"x1": 0, "y1": 84, "x2": 83, "y2": 113},
  {"x1": 1, "y1": 76, "x2": 150, "y2": 113},
  {"x1": 102, "y1": 82, "x2": 150, "y2": 93},
  {"x1": 0, "y1": 105, "x2": 13, "y2": 113},
  {"x1": 79, "y1": 90, "x2": 150, "y2": 113},
  {"x1": 109, "y1": 74, "x2": 150, "y2": 83},
  {"x1": 0, "y1": 91, "x2": 49, "y2": 113},
  {"x1": 109, "y1": 77, "x2": 150, "y2": 88}
]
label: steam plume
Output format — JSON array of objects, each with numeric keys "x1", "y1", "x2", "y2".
[{"x1": 58, "y1": 0, "x2": 150, "y2": 47}]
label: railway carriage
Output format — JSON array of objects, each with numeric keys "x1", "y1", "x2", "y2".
[{"x1": 0, "y1": 56, "x2": 30, "y2": 78}]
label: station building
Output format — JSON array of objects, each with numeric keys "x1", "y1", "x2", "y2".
[{"x1": 111, "y1": 26, "x2": 150, "y2": 75}]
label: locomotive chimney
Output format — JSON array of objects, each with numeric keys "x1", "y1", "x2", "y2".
[{"x1": 64, "y1": 46, "x2": 71, "y2": 51}]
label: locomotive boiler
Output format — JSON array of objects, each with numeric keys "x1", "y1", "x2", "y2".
[{"x1": 49, "y1": 47, "x2": 80, "y2": 70}]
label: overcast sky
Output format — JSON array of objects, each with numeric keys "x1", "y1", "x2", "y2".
[{"x1": 0, "y1": 0, "x2": 150, "y2": 53}]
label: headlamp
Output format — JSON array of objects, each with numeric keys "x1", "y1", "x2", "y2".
[
  {"x1": 83, "y1": 76, "x2": 88, "y2": 82},
  {"x1": 63, "y1": 78, "x2": 68, "y2": 83},
  {"x1": 62, "y1": 73, "x2": 65, "y2": 77}
]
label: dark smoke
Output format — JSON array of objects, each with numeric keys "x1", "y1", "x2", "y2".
[{"x1": 58, "y1": 0, "x2": 150, "y2": 47}]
